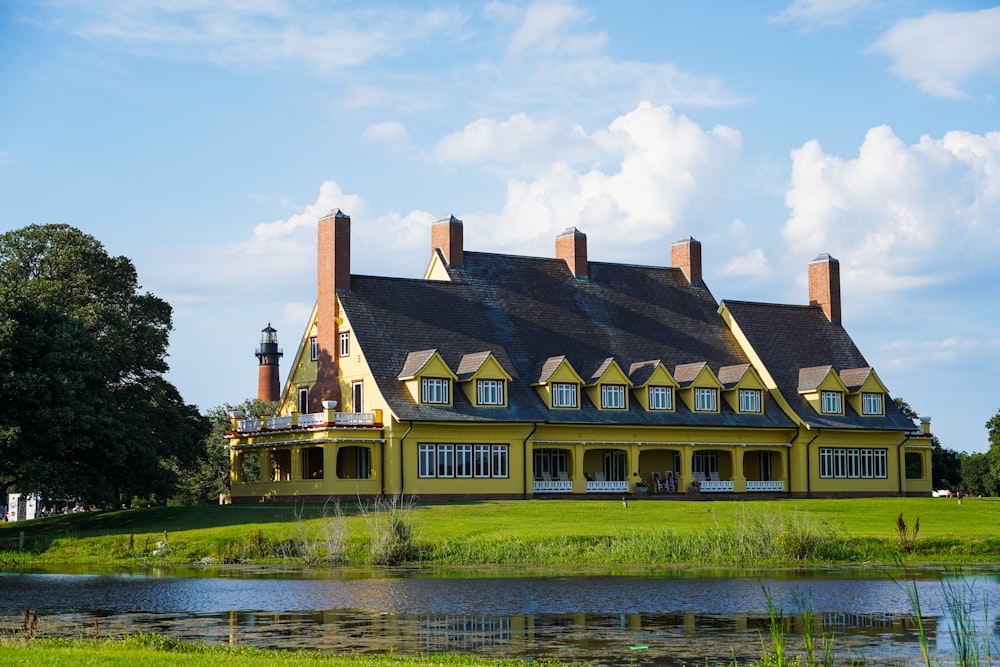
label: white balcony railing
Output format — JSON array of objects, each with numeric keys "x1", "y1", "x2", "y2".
[
  {"x1": 533, "y1": 480, "x2": 573, "y2": 493},
  {"x1": 746, "y1": 480, "x2": 785, "y2": 492},
  {"x1": 235, "y1": 411, "x2": 377, "y2": 433},
  {"x1": 586, "y1": 480, "x2": 628, "y2": 493},
  {"x1": 700, "y1": 480, "x2": 734, "y2": 492}
]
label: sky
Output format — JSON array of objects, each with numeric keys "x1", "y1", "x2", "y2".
[{"x1": 2, "y1": 1, "x2": 998, "y2": 454}]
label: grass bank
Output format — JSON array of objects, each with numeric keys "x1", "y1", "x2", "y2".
[
  {"x1": 0, "y1": 636, "x2": 561, "y2": 667},
  {"x1": 1, "y1": 497, "x2": 997, "y2": 567}
]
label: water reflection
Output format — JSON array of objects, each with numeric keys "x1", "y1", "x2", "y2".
[{"x1": 1, "y1": 568, "x2": 997, "y2": 666}]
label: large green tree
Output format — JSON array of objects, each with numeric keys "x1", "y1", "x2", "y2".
[{"x1": 0, "y1": 224, "x2": 208, "y2": 504}]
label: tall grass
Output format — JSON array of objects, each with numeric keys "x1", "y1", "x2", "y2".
[{"x1": 359, "y1": 494, "x2": 419, "y2": 565}]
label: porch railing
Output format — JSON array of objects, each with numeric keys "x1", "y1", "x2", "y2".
[
  {"x1": 235, "y1": 411, "x2": 377, "y2": 433},
  {"x1": 586, "y1": 480, "x2": 628, "y2": 493},
  {"x1": 533, "y1": 480, "x2": 573, "y2": 493},
  {"x1": 746, "y1": 480, "x2": 785, "y2": 492},
  {"x1": 700, "y1": 480, "x2": 734, "y2": 492}
]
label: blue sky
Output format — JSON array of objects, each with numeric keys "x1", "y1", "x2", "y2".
[{"x1": 2, "y1": 1, "x2": 998, "y2": 453}]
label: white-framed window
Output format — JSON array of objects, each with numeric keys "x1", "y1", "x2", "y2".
[
  {"x1": 819, "y1": 447, "x2": 888, "y2": 479},
  {"x1": 551, "y1": 382, "x2": 578, "y2": 408},
  {"x1": 297, "y1": 386, "x2": 308, "y2": 414},
  {"x1": 693, "y1": 450, "x2": 718, "y2": 475},
  {"x1": 738, "y1": 388, "x2": 762, "y2": 413},
  {"x1": 436, "y1": 444, "x2": 454, "y2": 477},
  {"x1": 418, "y1": 444, "x2": 436, "y2": 478},
  {"x1": 492, "y1": 445, "x2": 509, "y2": 478},
  {"x1": 352, "y1": 380, "x2": 363, "y2": 412},
  {"x1": 420, "y1": 443, "x2": 509, "y2": 478},
  {"x1": 821, "y1": 390, "x2": 843, "y2": 414},
  {"x1": 648, "y1": 385, "x2": 672, "y2": 411},
  {"x1": 862, "y1": 392, "x2": 883, "y2": 415},
  {"x1": 339, "y1": 332, "x2": 350, "y2": 357},
  {"x1": 476, "y1": 379, "x2": 505, "y2": 406},
  {"x1": 455, "y1": 444, "x2": 473, "y2": 477},
  {"x1": 694, "y1": 387, "x2": 718, "y2": 412},
  {"x1": 474, "y1": 444, "x2": 491, "y2": 477},
  {"x1": 310, "y1": 336, "x2": 318, "y2": 361},
  {"x1": 600, "y1": 384, "x2": 626, "y2": 409},
  {"x1": 421, "y1": 377, "x2": 450, "y2": 404}
]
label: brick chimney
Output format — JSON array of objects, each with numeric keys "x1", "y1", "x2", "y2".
[
  {"x1": 432, "y1": 214, "x2": 463, "y2": 267},
  {"x1": 808, "y1": 253, "x2": 841, "y2": 324},
  {"x1": 671, "y1": 235, "x2": 702, "y2": 285},
  {"x1": 314, "y1": 209, "x2": 350, "y2": 411},
  {"x1": 556, "y1": 227, "x2": 588, "y2": 279}
]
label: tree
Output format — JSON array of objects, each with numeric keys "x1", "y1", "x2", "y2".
[
  {"x1": 986, "y1": 409, "x2": 1000, "y2": 496},
  {"x1": 0, "y1": 224, "x2": 209, "y2": 504},
  {"x1": 172, "y1": 398, "x2": 275, "y2": 505}
]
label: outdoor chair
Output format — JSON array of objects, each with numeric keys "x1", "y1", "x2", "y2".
[
  {"x1": 558, "y1": 471, "x2": 570, "y2": 482},
  {"x1": 652, "y1": 472, "x2": 663, "y2": 492},
  {"x1": 595, "y1": 471, "x2": 606, "y2": 482}
]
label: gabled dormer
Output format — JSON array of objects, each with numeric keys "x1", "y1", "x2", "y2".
[
  {"x1": 798, "y1": 365, "x2": 848, "y2": 416},
  {"x1": 584, "y1": 358, "x2": 633, "y2": 411},
  {"x1": 533, "y1": 356, "x2": 584, "y2": 410},
  {"x1": 398, "y1": 349, "x2": 457, "y2": 407},
  {"x1": 718, "y1": 363, "x2": 766, "y2": 414},
  {"x1": 674, "y1": 362, "x2": 723, "y2": 413},
  {"x1": 840, "y1": 367, "x2": 889, "y2": 416},
  {"x1": 629, "y1": 360, "x2": 678, "y2": 412},
  {"x1": 456, "y1": 351, "x2": 512, "y2": 408}
]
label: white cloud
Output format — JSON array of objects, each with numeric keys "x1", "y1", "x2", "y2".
[
  {"x1": 363, "y1": 121, "x2": 410, "y2": 150},
  {"x1": 433, "y1": 113, "x2": 589, "y2": 166},
  {"x1": 42, "y1": 0, "x2": 469, "y2": 69},
  {"x1": 783, "y1": 124, "x2": 1000, "y2": 297},
  {"x1": 458, "y1": 102, "x2": 742, "y2": 257},
  {"x1": 721, "y1": 248, "x2": 770, "y2": 280},
  {"x1": 869, "y1": 7, "x2": 1000, "y2": 98},
  {"x1": 489, "y1": 0, "x2": 606, "y2": 59},
  {"x1": 771, "y1": 0, "x2": 876, "y2": 29}
]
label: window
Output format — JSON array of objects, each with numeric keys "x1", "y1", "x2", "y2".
[
  {"x1": 821, "y1": 390, "x2": 843, "y2": 414},
  {"x1": 551, "y1": 382, "x2": 578, "y2": 408},
  {"x1": 310, "y1": 336, "x2": 318, "y2": 361},
  {"x1": 421, "y1": 377, "x2": 450, "y2": 404},
  {"x1": 862, "y1": 392, "x2": 883, "y2": 415},
  {"x1": 694, "y1": 387, "x2": 718, "y2": 412},
  {"x1": 456, "y1": 444, "x2": 473, "y2": 477},
  {"x1": 648, "y1": 386, "x2": 672, "y2": 411},
  {"x1": 476, "y1": 379, "x2": 505, "y2": 406},
  {"x1": 738, "y1": 388, "x2": 762, "y2": 413},
  {"x1": 352, "y1": 381, "x2": 363, "y2": 412},
  {"x1": 339, "y1": 332, "x2": 350, "y2": 357},
  {"x1": 419, "y1": 443, "x2": 509, "y2": 478},
  {"x1": 297, "y1": 386, "x2": 308, "y2": 414},
  {"x1": 601, "y1": 384, "x2": 626, "y2": 409},
  {"x1": 819, "y1": 447, "x2": 888, "y2": 478}
]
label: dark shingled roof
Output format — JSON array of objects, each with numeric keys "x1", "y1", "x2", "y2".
[
  {"x1": 722, "y1": 300, "x2": 914, "y2": 430},
  {"x1": 338, "y1": 252, "x2": 796, "y2": 427}
]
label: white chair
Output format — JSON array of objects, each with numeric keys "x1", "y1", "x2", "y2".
[
  {"x1": 652, "y1": 472, "x2": 663, "y2": 492},
  {"x1": 664, "y1": 472, "x2": 676, "y2": 492},
  {"x1": 595, "y1": 471, "x2": 606, "y2": 482},
  {"x1": 541, "y1": 471, "x2": 553, "y2": 482},
  {"x1": 558, "y1": 470, "x2": 570, "y2": 482},
  {"x1": 709, "y1": 471, "x2": 720, "y2": 482}
]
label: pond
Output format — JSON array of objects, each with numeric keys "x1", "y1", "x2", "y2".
[{"x1": 2, "y1": 566, "x2": 999, "y2": 666}]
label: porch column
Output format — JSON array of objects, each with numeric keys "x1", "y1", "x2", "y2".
[
  {"x1": 573, "y1": 448, "x2": 586, "y2": 494},
  {"x1": 324, "y1": 444, "x2": 339, "y2": 480},
  {"x1": 679, "y1": 446, "x2": 693, "y2": 492},
  {"x1": 291, "y1": 446, "x2": 303, "y2": 481},
  {"x1": 230, "y1": 450, "x2": 244, "y2": 483},
  {"x1": 261, "y1": 449, "x2": 272, "y2": 481},
  {"x1": 629, "y1": 444, "x2": 641, "y2": 491},
  {"x1": 733, "y1": 447, "x2": 746, "y2": 492}
]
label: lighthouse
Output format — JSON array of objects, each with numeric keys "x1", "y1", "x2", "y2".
[{"x1": 255, "y1": 323, "x2": 283, "y2": 402}]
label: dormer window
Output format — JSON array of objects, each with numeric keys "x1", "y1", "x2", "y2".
[
  {"x1": 600, "y1": 384, "x2": 626, "y2": 409},
  {"x1": 648, "y1": 386, "x2": 673, "y2": 411},
  {"x1": 476, "y1": 379, "x2": 505, "y2": 406},
  {"x1": 862, "y1": 392, "x2": 883, "y2": 415},
  {"x1": 552, "y1": 382, "x2": 578, "y2": 408},
  {"x1": 421, "y1": 377, "x2": 450, "y2": 404},
  {"x1": 821, "y1": 390, "x2": 843, "y2": 414},
  {"x1": 738, "y1": 388, "x2": 762, "y2": 413},
  {"x1": 310, "y1": 336, "x2": 318, "y2": 361},
  {"x1": 694, "y1": 387, "x2": 718, "y2": 412}
]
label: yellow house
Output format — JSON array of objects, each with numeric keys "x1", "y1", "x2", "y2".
[{"x1": 227, "y1": 213, "x2": 932, "y2": 502}]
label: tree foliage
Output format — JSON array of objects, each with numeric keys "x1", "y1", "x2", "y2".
[
  {"x1": 0, "y1": 224, "x2": 209, "y2": 503},
  {"x1": 172, "y1": 398, "x2": 275, "y2": 505}
]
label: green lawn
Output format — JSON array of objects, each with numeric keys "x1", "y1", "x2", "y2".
[{"x1": 1, "y1": 496, "x2": 997, "y2": 567}]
